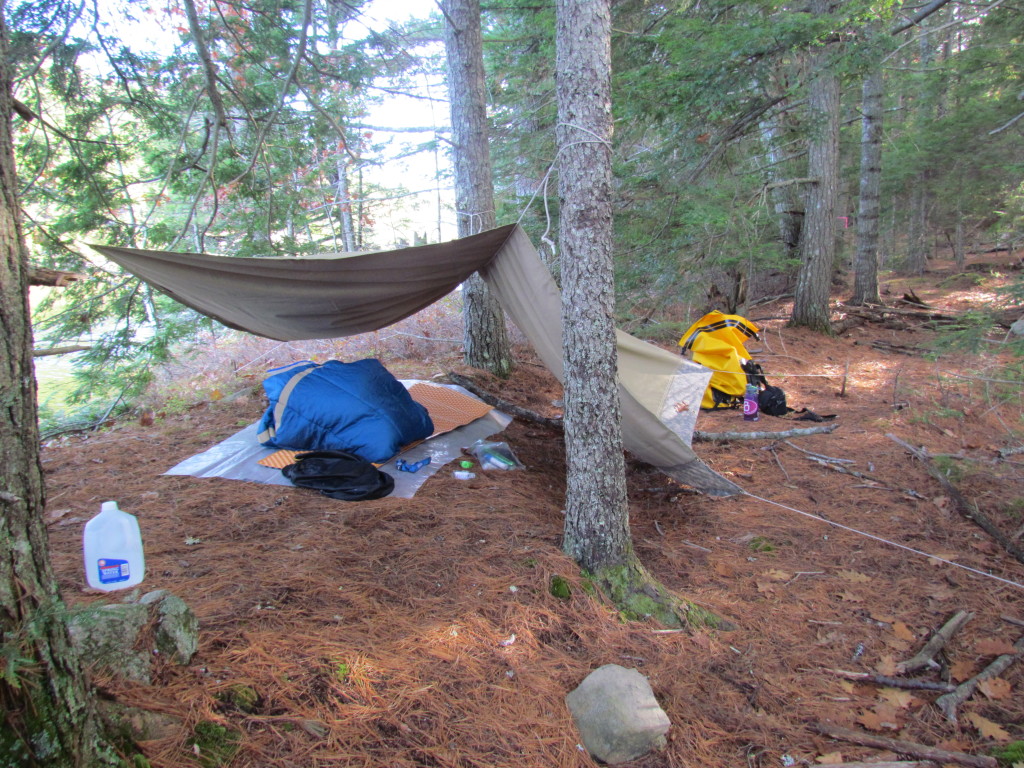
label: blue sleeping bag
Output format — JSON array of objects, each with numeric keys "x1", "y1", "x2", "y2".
[{"x1": 256, "y1": 359, "x2": 434, "y2": 463}]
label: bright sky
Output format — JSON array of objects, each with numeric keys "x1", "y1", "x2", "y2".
[{"x1": 84, "y1": 0, "x2": 455, "y2": 247}]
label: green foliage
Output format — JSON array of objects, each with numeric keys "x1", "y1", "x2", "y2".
[
  {"x1": 548, "y1": 575, "x2": 571, "y2": 600},
  {"x1": 191, "y1": 721, "x2": 241, "y2": 768},
  {"x1": 748, "y1": 536, "x2": 776, "y2": 553},
  {"x1": 990, "y1": 740, "x2": 1024, "y2": 766}
]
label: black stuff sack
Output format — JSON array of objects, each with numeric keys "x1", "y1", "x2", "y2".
[
  {"x1": 758, "y1": 384, "x2": 792, "y2": 417},
  {"x1": 282, "y1": 450, "x2": 394, "y2": 501}
]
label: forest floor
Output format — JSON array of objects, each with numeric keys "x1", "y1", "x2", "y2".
[{"x1": 41, "y1": 252, "x2": 1024, "y2": 768}]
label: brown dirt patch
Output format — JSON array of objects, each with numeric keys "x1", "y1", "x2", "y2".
[{"x1": 43, "y1": 264, "x2": 1024, "y2": 767}]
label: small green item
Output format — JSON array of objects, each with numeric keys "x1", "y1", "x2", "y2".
[{"x1": 460, "y1": 460, "x2": 473, "y2": 469}]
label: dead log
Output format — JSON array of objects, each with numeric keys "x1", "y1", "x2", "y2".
[
  {"x1": 888, "y1": 434, "x2": 1024, "y2": 566},
  {"x1": 812, "y1": 723, "x2": 997, "y2": 768},
  {"x1": 820, "y1": 667, "x2": 955, "y2": 693},
  {"x1": 935, "y1": 632, "x2": 1024, "y2": 723},
  {"x1": 899, "y1": 289, "x2": 930, "y2": 307},
  {"x1": 446, "y1": 372, "x2": 564, "y2": 430},
  {"x1": 896, "y1": 610, "x2": 973, "y2": 675},
  {"x1": 28, "y1": 266, "x2": 86, "y2": 287},
  {"x1": 694, "y1": 424, "x2": 838, "y2": 441}
]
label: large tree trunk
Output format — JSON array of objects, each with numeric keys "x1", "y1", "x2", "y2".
[
  {"x1": 555, "y1": 0, "x2": 631, "y2": 572},
  {"x1": 442, "y1": 0, "x2": 513, "y2": 378},
  {"x1": 0, "y1": 11, "x2": 117, "y2": 766},
  {"x1": 791, "y1": 0, "x2": 840, "y2": 333},
  {"x1": 852, "y1": 66, "x2": 884, "y2": 306}
]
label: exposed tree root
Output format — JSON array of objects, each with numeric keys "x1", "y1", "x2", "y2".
[{"x1": 588, "y1": 559, "x2": 736, "y2": 631}]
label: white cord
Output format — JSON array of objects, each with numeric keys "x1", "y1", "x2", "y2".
[{"x1": 742, "y1": 490, "x2": 1024, "y2": 591}]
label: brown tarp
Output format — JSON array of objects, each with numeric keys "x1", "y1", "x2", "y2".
[{"x1": 90, "y1": 224, "x2": 741, "y2": 496}]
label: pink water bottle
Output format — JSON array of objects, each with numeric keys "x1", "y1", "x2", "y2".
[{"x1": 743, "y1": 384, "x2": 759, "y2": 421}]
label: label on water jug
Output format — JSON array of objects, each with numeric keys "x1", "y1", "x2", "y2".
[{"x1": 96, "y1": 558, "x2": 131, "y2": 584}]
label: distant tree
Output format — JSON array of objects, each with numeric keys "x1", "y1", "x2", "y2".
[
  {"x1": 852, "y1": 65, "x2": 884, "y2": 306},
  {"x1": 440, "y1": 0, "x2": 513, "y2": 378},
  {"x1": 0, "y1": 7, "x2": 121, "y2": 765},
  {"x1": 791, "y1": 0, "x2": 840, "y2": 332}
]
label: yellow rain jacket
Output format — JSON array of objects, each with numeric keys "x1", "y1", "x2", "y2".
[{"x1": 678, "y1": 312, "x2": 761, "y2": 409}]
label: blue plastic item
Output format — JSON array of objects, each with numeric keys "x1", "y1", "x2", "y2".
[{"x1": 396, "y1": 457, "x2": 431, "y2": 473}]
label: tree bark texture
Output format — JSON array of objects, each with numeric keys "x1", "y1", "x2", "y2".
[
  {"x1": 0, "y1": 11, "x2": 116, "y2": 766},
  {"x1": 555, "y1": 0, "x2": 633, "y2": 573},
  {"x1": 442, "y1": 0, "x2": 512, "y2": 378},
  {"x1": 852, "y1": 67, "x2": 883, "y2": 305},
  {"x1": 791, "y1": 2, "x2": 840, "y2": 333},
  {"x1": 758, "y1": 100, "x2": 803, "y2": 261},
  {"x1": 905, "y1": 22, "x2": 938, "y2": 276}
]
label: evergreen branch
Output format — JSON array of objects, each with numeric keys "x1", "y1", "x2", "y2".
[{"x1": 13, "y1": 0, "x2": 86, "y2": 85}]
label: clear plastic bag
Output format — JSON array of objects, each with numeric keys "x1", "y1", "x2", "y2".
[{"x1": 465, "y1": 440, "x2": 524, "y2": 471}]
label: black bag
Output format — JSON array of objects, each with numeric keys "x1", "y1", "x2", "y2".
[
  {"x1": 282, "y1": 450, "x2": 394, "y2": 501},
  {"x1": 758, "y1": 384, "x2": 792, "y2": 417}
]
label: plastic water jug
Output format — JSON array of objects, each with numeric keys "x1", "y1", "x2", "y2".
[{"x1": 83, "y1": 501, "x2": 145, "y2": 591}]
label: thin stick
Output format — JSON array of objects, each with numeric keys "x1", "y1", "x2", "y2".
[
  {"x1": 888, "y1": 434, "x2": 1024, "y2": 565},
  {"x1": 935, "y1": 633, "x2": 1024, "y2": 722},
  {"x1": 812, "y1": 723, "x2": 998, "y2": 768},
  {"x1": 805, "y1": 456, "x2": 926, "y2": 499},
  {"x1": 839, "y1": 359, "x2": 849, "y2": 397},
  {"x1": 896, "y1": 610, "x2": 973, "y2": 675},
  {"x1": 816, "y1": 763, "x2": 940, "y2": 768},
  {"x1": 693, "y1": 423, "x2": 838, "y2": 441},
  {"x1": 782, "y1": 440, "x2": 855, "y2": 463},
  {"x1": 820, "y1": 667, "x2": 955, "y2": 693}
]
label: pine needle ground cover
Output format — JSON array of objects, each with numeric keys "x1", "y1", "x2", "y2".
[{"x1": 43, "y1": 255, "x2": 1024, "y2": 768}]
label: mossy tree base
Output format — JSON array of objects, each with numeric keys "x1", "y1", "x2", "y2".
[{"x1": 589, "y1": 560, "x2": 736, "y2": 631}]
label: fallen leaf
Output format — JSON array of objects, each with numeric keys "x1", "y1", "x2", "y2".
[
  {"x1": 871, "y1": 701, "x2": 902, "y2": 728},
  {"x1": 927, "y1": 553, "x2": 958, "y2": 565},
  {"x1": 838, "y1": 680, "x2": 855, "y2": 694},
  {"x1": 766, "y1": 568, "x2": 792, "y2": 581},
  {"x1": 838, "y1": 569, "x2": 871, "y2": 583},
  {"x1": 892, "y1": 621, "x2": 916, "y2": 641},
  {"x1": 713, "y1": 561, "x2": 735, "y2": 578},
  {"x1": 931, "y1": 496, "x2": 949, "y2": 511},
  {"x1": 975, "y1": 638, "x2": 1019, "y2": 656},
  {"x1": 965, "y1": 712, "x2": 1011, "y2": 742},
  {"x1": 875, "y1": 655, "x2": 898, "y2": 676},
  {"x1": 978, "y1": 677, "x2": 1012, "y2": 700},
  {"x1": 927, "y1": 583, "x2": 955, "y2": 600},
  {"x1": 879, "y1": 687, "x2": 917, "y2": 709},
  {"x1": 857, "y1": 710, "x2": 885, "y2": 731},
  {"x1": 838, "y1": 591, "x2": 864, "y2": 603},
  {"x1": 815, "y1": 751, "x2": 843, "y2": 764},
  {"x1": 756, "y1": 580, "x2": 777, "y2": 596},
  {"x1": 950, "y1": 659, "x2": 978, "y2": 682},
  {"x1": 870, "y1": 611, "x2": 895, "y2": 623}
]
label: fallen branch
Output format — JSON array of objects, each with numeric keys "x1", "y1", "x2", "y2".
[
  {"x1": 804, "y1": 455, "x2": 926, "y2": 499},
  {"x1": 446, "y1": 372, "x2": 564, "y2": 431},
  {"x1": 693, "y1": 423, "x2": 838, "y2": 441},
  {"x1": 935, "y1": 632, "x2": 1024, "y2": 723},
  {"x1": 816, "y1": 763, "x2": 938, "y2": 768},
  {"x1": 820, "y1": 667, "x2": 955, "y2": 693},
  {"x1": 888, "y1": 434, "x2": 1024, "y2": 566},
  {"x1": 812, "y1": 723, "x2": 998, "y2": 768},
  {"x1": 871, "y1": 340, "x2": 927, "y2": 356},
  {"x1": 781, "y1": 441, "x2": 855, "y2": 464},
  {"x1": 896, "y1": 610, "x2": 973, "y2": 675}
]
